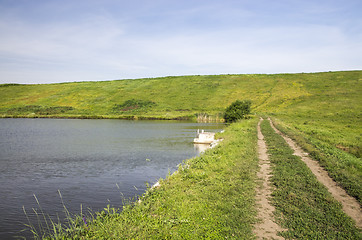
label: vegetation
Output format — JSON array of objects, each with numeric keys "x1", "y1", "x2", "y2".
[
  {"x1": 27, "y1": 119, "x2": 260, "y2": 239},
  {"x1": 113, "y1": 99, "x2": 156, "y2": 113},
  {"x1": 3, "y1": 71, "x2": 358, "y2": 166},
  {"x1": 272, "y1": 118, "x2": 362, "y2": 205},
  {"x1": 2, "y1": 70, "x2": 360, "y2": 238},
  {"x1": 0, "y1": 71, "x2": 358, "y2": 122},
  {"x1": 261, "y1": 119, "x2": 361, "y2": 239},
  {"x1": 7, "y1": 105, "x2": 74, "y2": 115},
  {"x1": 223, "y1": 100, "x2": 251, "y2": 122}
]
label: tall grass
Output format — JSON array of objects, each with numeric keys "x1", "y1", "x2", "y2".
[{"x1": 22, "y1": 191, "x2": 88, "y2": 239}]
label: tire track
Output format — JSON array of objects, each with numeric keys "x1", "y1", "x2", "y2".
[
  {"x1": 268, "y1": 118, "x2": 362, "y2": 229},
  {"x1": 254, "y1": 118, "x2": 285, "y2": 239}
]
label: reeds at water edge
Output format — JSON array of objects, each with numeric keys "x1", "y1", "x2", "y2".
[{"x1": 22, "y1": 190, "x2": 88, "y2": 239}]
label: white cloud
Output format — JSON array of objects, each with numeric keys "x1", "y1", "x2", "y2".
[
  {"x1": 117, "y1": 24, "x2": 361, "y2": 75},
  {"x1": 0, "y1": 0, "x2": 361, "y2": 83},
  {"x1": 0, "y1": 13, "x2": 124, "y2": 60}
]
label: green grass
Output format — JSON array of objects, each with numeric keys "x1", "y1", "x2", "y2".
[
  {"x1": 260, "y1": 119, "x2": 361, "y2": 239},
  {"x1": 271, "y1": 118, "x2": 362, "y2": 205},
  {"x1": 1, "y1": 71, "x2": 360, "y2": 121},
  {"x1": 3, "y1": 71, "x2": 361, "y2": 238},
  {"x1": 31, "y1": 118, "x2": 260, "y2": 239}
]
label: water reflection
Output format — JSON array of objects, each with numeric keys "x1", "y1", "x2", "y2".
[{"x1": 194, "y1": 143, "x2": 211, "y2": 154}]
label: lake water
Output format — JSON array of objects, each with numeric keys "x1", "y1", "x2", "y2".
[{"x1": 0, "y1": 118, "x2": 223, "y2": 239}]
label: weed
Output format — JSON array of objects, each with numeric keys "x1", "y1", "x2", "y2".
[
  {"x1": 22, "y1": 191, "x2": 88, "y2": 239},
  {"x1": 7, "y1": 105, "x2": 74, "y2": 115},
  {"x1": 113, "y1": 99, "x2": 156, "y2": 113}
]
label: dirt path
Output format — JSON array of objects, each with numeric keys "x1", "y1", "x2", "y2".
[
  {"x1": 254, "y1": 118, "x2": 285, "y2": 239},
  {"x1": 268, "y1": 118, "x2": 362, "y2": 229}
]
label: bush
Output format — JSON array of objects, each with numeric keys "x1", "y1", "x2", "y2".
[
  {"x1": 223, "y1": 100, "x2": 251, "y2": 123},
  {"x1": 113, "y1": 99, "x2": 156, "y2": 112},
  {"x1": 7, "y1": 105, "x2": 74, "y2": 115}
]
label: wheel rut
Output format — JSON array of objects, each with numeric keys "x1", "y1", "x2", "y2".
[
  {"x1": 254, "y1": 118, "x2": 285, "y2": 239},
  {"x1": 268, "y1": 118, "x2": 362, "y2": 229}
]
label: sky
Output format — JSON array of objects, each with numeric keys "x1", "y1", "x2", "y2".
[{"x1": 0, "y1": 0, "x2": 361, "y2": 84}]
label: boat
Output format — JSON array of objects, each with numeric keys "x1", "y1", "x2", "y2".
[{"x1": 193, "y1": 129, "x2": 215, "y2": 144}]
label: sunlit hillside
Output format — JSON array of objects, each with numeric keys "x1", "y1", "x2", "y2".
[{"x1": 0, "y1": 71, "x2": 359, "y2": 118}]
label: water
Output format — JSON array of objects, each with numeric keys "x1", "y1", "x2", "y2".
[{"x1": 0, "y1": 118, "x2": 223, "y2": 239}]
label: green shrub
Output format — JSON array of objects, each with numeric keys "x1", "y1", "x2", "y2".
[
  {"x1": 113, "y1": 99, "x2": 156, "y2": 113},
  {"x1": 6, "y1": 105, "x2": 74, "y2": 115},
  {"x1": 223, "y1": 100, "x2": 251, "y2": 123}
]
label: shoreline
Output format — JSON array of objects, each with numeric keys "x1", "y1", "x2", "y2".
[
  {"x1": 0, "y1": 114, "x2": 194, "y2": 121},
  {"x1": 0, "y1": 114, "x2": 225, "y2": 123},
  {"x1": 150, "y1": 138, "x2": 224, "y2": 190}
]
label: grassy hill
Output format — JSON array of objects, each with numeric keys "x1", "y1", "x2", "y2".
[
  {"x1": 0, "y1": 72, "x2": 359, "y2": 116},
  {"x1": 0, "y1": 71, "x2": 357, "y2": 119}
]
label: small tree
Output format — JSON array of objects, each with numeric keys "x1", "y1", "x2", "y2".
[{"x1": 223, "y1": 100, "x2": 251, "y2": 123}]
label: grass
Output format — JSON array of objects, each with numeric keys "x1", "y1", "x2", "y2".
[
  {"x1": 23, "y1": 191, "x2": 89, "y2": 240},
  {"x1": 1, "y1": 71, "x2": 360, "y2": 121},
  {"x1": 3, "y1": 70, "x2": 360, "y2": 238},
  {"x1": 27, "y1": 118, "x2": 260, "y2": 239},
  {"x1": 271, "y1": 118, "x2": 362, "y2": 205},
  {"x1": 260, "y1": 119, "x2": 361, "y2": 239}
]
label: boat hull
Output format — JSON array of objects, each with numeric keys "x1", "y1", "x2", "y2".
[{"x1": 193, "y1": 138, "x2": 213, "y2": 144}]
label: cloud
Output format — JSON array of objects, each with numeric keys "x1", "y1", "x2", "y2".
[
  {"x1": 0, "y1": 0, "x2": 361, "y2": 83},
  {"x1": 0, "y1": 13, "x2": 124, "y2": 60},
  {"x1": 122, "y1": 24, "x2": 361, "y2": 74}
]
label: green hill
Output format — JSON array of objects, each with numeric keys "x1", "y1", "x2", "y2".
[{"x1": 0, "y1": 71, "x2": 360, "y2": 119}]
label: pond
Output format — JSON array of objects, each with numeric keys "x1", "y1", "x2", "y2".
[{"x1": 0, "y1": 118, "x2": 223, "y2": 239}]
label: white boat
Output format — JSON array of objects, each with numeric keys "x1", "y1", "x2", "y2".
[{"x1": 193, "y1": 129, "x2": 215, "y2": 144}]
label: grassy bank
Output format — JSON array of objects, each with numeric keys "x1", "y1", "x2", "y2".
[
  {"x1": 261, "y1": 119, "x2": 361, "y2": 239},
  {"x1": 33, "y1": 118, "x2": 259, "y2": 239}
]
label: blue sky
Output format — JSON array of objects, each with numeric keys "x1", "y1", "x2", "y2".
[{"x1": 0, "y1": 0, "x2": 361, "y2": 84}]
